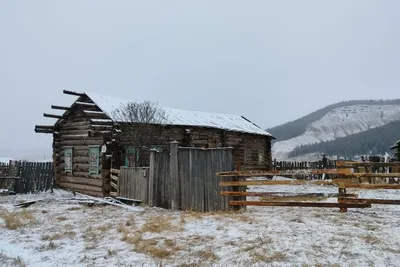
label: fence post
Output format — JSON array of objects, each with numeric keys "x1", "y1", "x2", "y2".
[
  {"x1": 170, "y1": 141, "x2": 179, "y2": 210},
  {"x1": 148, "y1": 149, "x2": 157, "y2": 207}
]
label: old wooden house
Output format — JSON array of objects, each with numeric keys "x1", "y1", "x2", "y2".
[{"x1": 35, "y1": 90, "x2": 274, "y2": 197}]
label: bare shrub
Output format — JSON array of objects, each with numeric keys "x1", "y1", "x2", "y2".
[{"x1": 112, "y1": 100, "x2": 169, "y2": 167}]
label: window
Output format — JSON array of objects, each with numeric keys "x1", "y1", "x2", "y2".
[
  {"x1": 124, "y1": 145, "x2": 163, "y2": 167},
  {"x1": 258, "y1": 150, "x2": 265, "y2": 164},
  {"x1": 88, "y1": 145, "x2": 100, "y2": 175},
  {"x1": 245, "y1": 149, "x2": 265, "y2": 165},
  {"x1": 124, "y1": 146, "x2": 139, "y2": 167},
  {"x1": 64, "y1": 147, "x2": 73, "y2": 173}
]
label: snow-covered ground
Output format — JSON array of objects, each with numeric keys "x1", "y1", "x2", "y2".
[
  {"x1": 1, "y1": 184, "x2": 399, "y2": 267},
  {"x1": 272, "y1": 104, "x2": 400, "y2": 160}
]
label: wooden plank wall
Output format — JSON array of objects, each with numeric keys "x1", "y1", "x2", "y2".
[
  {"x1": 118, "y1": 167, "x2": 149, "y2": 201},
  {"x1": 0, "y1": 161, "x2": 54, "y2": 194},
  {"x1": 177, "y1": 147, "x2": 235, "y2": 211},
  {"x1": 119, "y1": 145, "x2": 235, "y2": 211}
]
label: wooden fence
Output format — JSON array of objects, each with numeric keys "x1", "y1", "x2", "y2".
[
  {"x1": 0, "y1": 161, "x2": 54, "y2": 194},
  {"x1": 113, "y1": 142, "x2": 235, "y2": 211},
  {"x1": 273, "y1": 159, "x2": 337, "y2": 170},
  {"x1": 217, "y1": 161, "x2": 400, "y2": 212}
]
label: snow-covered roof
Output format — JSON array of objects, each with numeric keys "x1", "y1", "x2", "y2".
[{"x1": 84, "y1": 92, "x2": 272, "y2": 137}]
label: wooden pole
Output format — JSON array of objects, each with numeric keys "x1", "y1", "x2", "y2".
[
  {"x1": 170, "y1": 141, "x2": 179, "y2": 210},
  {"x1": 63, "y1": 89, "x2": 85, "y2": 97},
  {"x1": 338, "y1": 185, "x2": 347, "y2": 213},
  {"x1": 51, "y1": 105, "x2": 71, "y2": 111},
  {"x1": 43, "y1": 113, "x2": 63, "y2": 119}
]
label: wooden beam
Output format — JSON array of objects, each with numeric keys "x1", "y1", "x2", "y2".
[
  {"x1": 59, "y1": 176, "x2": 103, "y2": 187},
  {"x1": 51, "y1": 105, "x2": 71, "y2": 111},
  {"x1": 35, "y1": 125, "x2": 55, "y2": 133},
  {"x1": 43, "y1": 113, "x2": 63, "y2": 119},
  {"x1": 339, "y1": 173, "x2": 400, "y2": 178},
  {"x1": 35, "y1": 129, "x2": 54, "y2": 134},
  {"x1": 340, "y1": 183, "x2": 400, "y2": 190},
  {"x1": 90, "y1": 119, "x2": 114, "y2": 126},
  {"x1": 228, "y1": 201, "x2": 371, "y2": 208},
  {"x1": 341, "y1": 198, "x2": 400, "y2": 205},
  {"x1": 75, "y1": 101, "x2": 96, "y2": 106},
  {"x1": 219, "y1": 191, "x2": 357, "y2": 198},
  {"x1": 337, "y1": 162, "x2": 400, "y2": 168},
  {"x1": 63, "y1": 89, "x2": 85, "y2": 97},
  {"x1": 110, "y1": 182, "x2": 118, "y2": 190},
  {"x1": 219, "y1": 179, "x2": 358, "y2": 187},
  {"x1": 58, "y1": 182, "x2": 103, "y2": 193},
  {"x1": 216, "y1": 170, "x2": 279, "y2": 177},
  {"x1": 35, "y1": 125, "x2": 55, "y2": 130}
]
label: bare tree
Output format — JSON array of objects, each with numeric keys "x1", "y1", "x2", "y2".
[{"x1": 112, "y1": 101, "x2": 169, "y2": 167}]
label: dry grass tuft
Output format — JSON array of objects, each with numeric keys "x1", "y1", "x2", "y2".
[
  {"x1": 0, "y1": 209, "x2": 36, "y2": 230},
  {"x1": 141, "y1": 215, "x2": 182, "y2": 233},
  {"x1": 83, "y1": 226, "x2": 101, "y2": 250},
  {"x1": 67, "y1": 206, "x2": 81, "y2": 211},
  {"x1": 187, "y1": 235, "x2": 215, "y2": 245},
  {"x1": 41, "y1": 231, "x2": 76, "y2": 241},
  {"x1": 361, "y1": 234, "x2": 381, "y2": 245},
  {"x1": 94, "y1": 224, "x2": 112, "y2": 233},
  {"x1": 269, "y1": 252, "x2": 287, "y2": 261},
  {"x1": 121, "y1": 229, "x2": 182, "y2": 259},
  {"x1": 289, "y1": 217, "x2": 304, "y2": 223},
  {"x1": 0, "y1": 251, "x2": 27, "y2": 267},
  {"x1": 182, "y1": 209, "x2": 245, "y2": 220},
  {"x1": 196, "y1": 250, "x2": 219, "y2": 261},
  {"x1": 125, "y1": 215, "x2": 136, "y2": 227},
  {"x1": 179, "y1": 212, "x2": 185, "y2": 224},
  {"x1": 251, "y1": 251, "x2": 287, "y2": 263},
  {"x1": 107, "y1": 248, "x2": 117, "y2": 257},
  {"x1": 235, "y1": 214, "x2": 257, "y2": 223},
  {"x1": 363, "y1": 223, "x2": 377, "y2": 231},
  {"x1": 39, "y1": 241, "x2": 58, "y2": 251},
  {"x1": 56, "y1": 216, "x2": 68, "y2": 221}
]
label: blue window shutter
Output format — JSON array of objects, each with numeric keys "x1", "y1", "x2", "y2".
[
  {"x1": 64, "y1": 147, "x2": 73, "y2": 173},
  {"x1": 124, "y1": 146, "x2": 139, "y2": 167},
  {"x1": 88, "y1": 145, "x2": 100, "y2": 175}
]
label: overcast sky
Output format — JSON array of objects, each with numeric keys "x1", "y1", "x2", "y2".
[{"x1": 1, "y1": 0, "x2": 399, "y2": 160}]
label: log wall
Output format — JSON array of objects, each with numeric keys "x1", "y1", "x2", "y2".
[
  {"x1": 115, "y1": 125, "x2": 272, "y2": 171},
  {"x1": 53, "y1": 95, "x2": 112, "y2": 197}
]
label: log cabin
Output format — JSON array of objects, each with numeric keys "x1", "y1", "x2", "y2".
[{"x1": 35, "y1": 90, "x2": 275, "y2": 197}]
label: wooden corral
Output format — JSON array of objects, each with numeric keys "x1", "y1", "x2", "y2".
[
  {"x1": 35, "y1": 90, "x2": 273, "y2": 198},
  {"x1": 217, "y1": 161, "x2": 400, "y2": 212}
]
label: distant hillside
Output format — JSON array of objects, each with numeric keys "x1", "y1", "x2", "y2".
[
  {"x1": 269, "y1": 99, "x2": 400, "y2": 160},
  {"x1": 267, "y1": 99, "x2": 400, "y2": 142},
  {"x1": 289, "y1": 120, "x2": 400, "y2": 159}
]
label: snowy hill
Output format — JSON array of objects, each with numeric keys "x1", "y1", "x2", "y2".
[{"x1": 269, "y1": 102, "x2": 400, "y2": 160}]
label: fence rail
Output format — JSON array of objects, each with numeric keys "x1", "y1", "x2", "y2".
[
  {"x1": 218, "y1": 161, "x2": 400, "y2": 212},
  {"x1": 0, "y1": 161, "x2": 54, "y2": 194}
]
